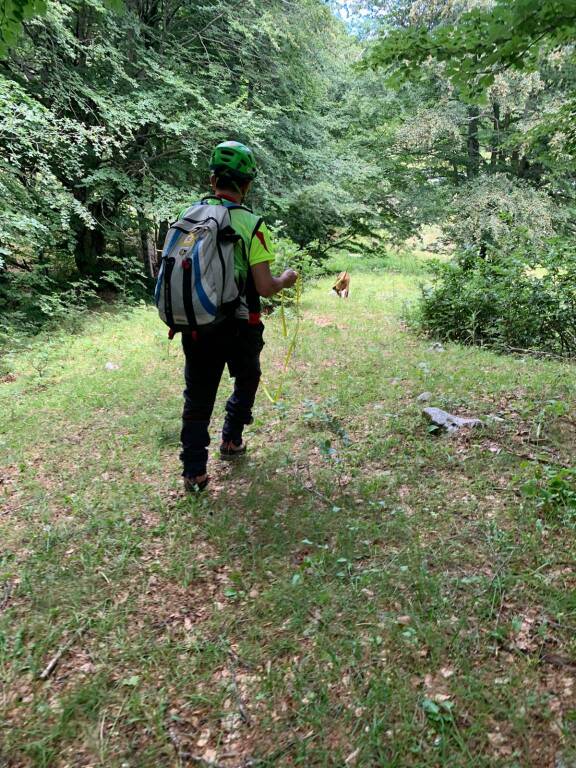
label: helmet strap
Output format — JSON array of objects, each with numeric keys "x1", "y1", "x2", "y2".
[
  {"x1": 230, "y1": 177, "x2": 251, "y2": 204},
  {"x1": 231, "y1": 178, "x2": 243, "y2": 199}
]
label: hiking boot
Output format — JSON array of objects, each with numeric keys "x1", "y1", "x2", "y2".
[
  {"x1": 183, "y1": 474, "x2": 210, "y2": 493},
  {"x1": 219, "y1": 441, "x2": 247, "y2": 459}
]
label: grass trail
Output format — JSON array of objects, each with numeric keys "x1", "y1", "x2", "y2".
[{"x1": 1, "y1": 270, "x2": 576, "y2": 767}]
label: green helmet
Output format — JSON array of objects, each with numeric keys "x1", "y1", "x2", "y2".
[{"x1": 209, "y1": 141, "x2": 257, "y2": 181}]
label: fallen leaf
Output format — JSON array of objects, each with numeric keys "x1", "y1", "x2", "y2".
[
  {"x1": 197, "y1": 729, "x2": 210, "y2": 748},
  {"x1": 488, "y1": 732, "x2": 506, "y2": 747},
  {"x1": 440, "y1": 667, "x2": 454, "y2": 679},
  {"x1": 434, "y1": 693, "x2": 451, "y2": 703}
]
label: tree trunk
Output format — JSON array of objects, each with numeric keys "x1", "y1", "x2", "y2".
[
  {"x1": 467, "y1": 106, "x2": 480, "y2": 179},
  {"x1": 499, "y1": 111, "x2": 510, "y2": 166},
  {"x1": 490, "y1": 102, "x2": 500, "y2": 167},
  {"x1": 75, "y1": 223, "x2": 106, "y2": 277},
  {"x1": 138, "y1": 210, "x2": 158, "y2": 278},
  {"x1": 451, "y1": 160, "x2": 460, "y2": 185}
]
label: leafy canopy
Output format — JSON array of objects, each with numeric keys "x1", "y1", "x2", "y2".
[{"x1": 364, "y1": 0, "x2": 576, "y2": 95}]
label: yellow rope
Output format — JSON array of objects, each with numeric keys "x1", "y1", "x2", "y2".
[
  {"x1": 261, "y1": 275, "x2": 302, "y2": 404},
  {"x1": 280, "y1": 283, "x2": 288, "y2": 338}
]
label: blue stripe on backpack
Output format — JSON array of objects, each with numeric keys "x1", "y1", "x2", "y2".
[
  {"x1": 192, "y1": 238, "x2": 217, "y2": 316},
  {"x1": 154, "y1": 260, "x2": 165, "y2": 306},
  {"x1": 156, "y1": 201, "x2": 240, "y2": 331}
]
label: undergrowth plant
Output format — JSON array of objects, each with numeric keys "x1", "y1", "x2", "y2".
[
  {"x1": 415, "y1": 237, "x2": 576, "y2": 357},
  {"x1": 522, "y1": 466, "x2": 576, "y2": 526}
]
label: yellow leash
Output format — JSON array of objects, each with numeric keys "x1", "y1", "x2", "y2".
[{"x1": 261, "y1": 275, "x2": 302, "y2": 404}]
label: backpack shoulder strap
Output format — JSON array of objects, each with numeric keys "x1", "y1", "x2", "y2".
[
  {"x1": 223, "y1": 202, "x2": 254, "y2": 213},
  {"x1": 199, "y1": 195, "x2": 249, "y2": 208}
]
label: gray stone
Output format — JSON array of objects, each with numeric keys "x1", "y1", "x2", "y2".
[
  {"x1": 423, "y1": 407, "x2": 483, "y2": 433},
  {"x1": 429, "y1": 342, "x2": 445, "y2": 352},
  {"x1": 417, "y1": 392, "x2": 433, "y2": 402}
]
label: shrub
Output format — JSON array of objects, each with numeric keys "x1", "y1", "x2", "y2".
[
  {"x1": 0, "y1": 251, "x2": 148, "y2": 348},
  {"x1": 415, "y1": 237, "x2": 576, "y2": 357}
]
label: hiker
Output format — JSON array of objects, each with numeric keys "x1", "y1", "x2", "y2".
[{"x1": 157, "y1": 141, "x2": 298, "y2": 492}]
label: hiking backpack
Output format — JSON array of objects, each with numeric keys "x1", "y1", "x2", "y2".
[{"x1": 155, "y1": 201, "x2": 242, "y2": 332}]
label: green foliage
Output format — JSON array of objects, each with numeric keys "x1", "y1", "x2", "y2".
[
  {"x1": 362, "y1": 0, "x2": 576, "y2": 174},
  {"x1": 446, "y1": 174, "x2": 558, "y2": 252},
  {"x1": 3, "y1": 0, "x2": 576, "y2": 363},
  {"x1": 285, "y1": 183, "x2": 357, "y2": 249},
  {"x1": 364, "y1": 0, "x2": 576, "y2": 96},
  {"x1": 260, "y1": 234, "x2": 324, "y2": 312},
  {"x1": 0, "y1": 0, "x2": 47, "y2": 57},
  {"x1": 0, "y1": 0, "x2": 122, "y2": 57},
  {"x1": 352, "y1": 0, "x2": 576, "y2": 358},
  {"x1": 0, "y1": 0, "x2": 368, "y2": 340},
  {"x1": 523, "y1": 466, "x2": 576, "y2": 526},
  {"x1": 416, "y1": 237, "x2": 576, "y2": 357}
]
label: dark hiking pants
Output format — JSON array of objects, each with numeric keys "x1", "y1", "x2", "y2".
[{"x1": 180, "y1": 319, "x2": 264, "y2": 478}]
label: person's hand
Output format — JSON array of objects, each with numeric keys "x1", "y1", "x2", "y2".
[{"x1": 281, "y1": 269, "x2": 298, "y2": 289}]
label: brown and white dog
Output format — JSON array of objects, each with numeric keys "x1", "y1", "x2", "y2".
[{"x1": 332, "y1": 271, "x2": 350, "y2": 298}]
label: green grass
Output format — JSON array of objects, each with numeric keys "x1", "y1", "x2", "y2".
[
  {"x1": 327, "y1": 248, "x2": 438, "y2": 278},
  {"x1": 1, "y1": 264, "x2": 576, "y2": 767}
]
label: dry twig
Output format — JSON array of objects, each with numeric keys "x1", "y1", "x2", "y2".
[
  {"x1": 0, "y1": 581, "x2": 13, "y2": 611},
  {"x1": 39, "y1": 625, "x2": 88, "y2": 680},
  {"x1": 227, "y1": 652, "x2": 252, "y2": 726}
]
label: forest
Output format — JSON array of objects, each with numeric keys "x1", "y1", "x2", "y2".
[
  {"x1": 1, "y1": 1, "x2": 576, "y2": 766},
  {"x1": 1, "y1": 0, "x2": 574, "y2": 354}
]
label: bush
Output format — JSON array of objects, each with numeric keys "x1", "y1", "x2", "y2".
[
  {"x1": 415, "y1": 237, "x2": 576, "y2": 357},
  {"x1": 0, "y1": 251, "x2": 148, "y2": 348}
]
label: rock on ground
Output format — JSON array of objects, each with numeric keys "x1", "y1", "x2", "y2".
[{"x1": 423, "y1": 407, "x2": 483, "y2": 433}]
